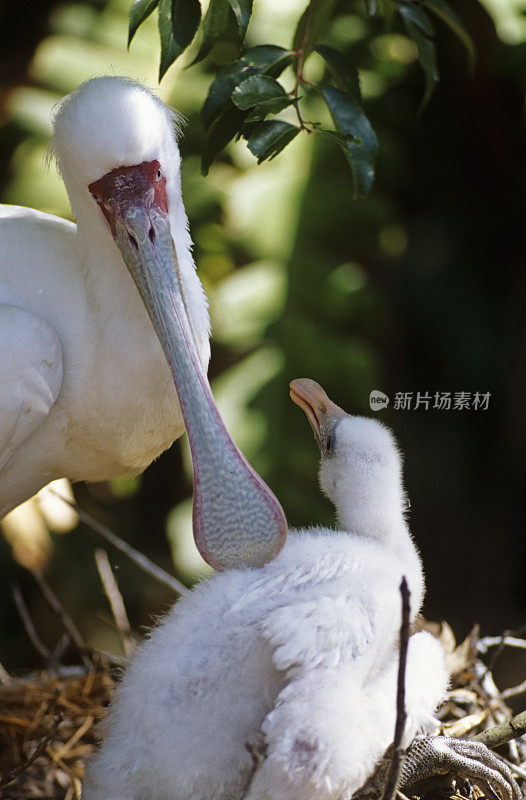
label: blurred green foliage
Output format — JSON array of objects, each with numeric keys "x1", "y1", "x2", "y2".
[{"x1": 0, "y1": 0, "x2": 526, "y2": 674}]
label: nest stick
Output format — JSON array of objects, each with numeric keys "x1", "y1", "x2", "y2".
[
  {"x1": 50, "y1": 632, "x2": 72, "y2": 664},
  {"x1": 12, "y1": 584, "x2": 50, "y2": 659},
  {"x1": 95, "y1": 548, "x2": 135, "y2": 657},
  {"x1": 30, "y1": 569, "x2": 89, "y2": 665},
  {"x1": 473, "y1": 710, "x2": 526, "y2": 749},
  {"x1": 380, "y1": 576, "x2": 411, "y2": 800},
  {"x1": 478, "y1": 636, "x2": 526, "y2": 654},
  {"x1": 501, "y1": 678, "x2": 526, "y2": 701}
]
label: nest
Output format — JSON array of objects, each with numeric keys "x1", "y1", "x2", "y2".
[
  {"x1": 0, "y1": 508, "x2": 524, "y2": 800},
  {"x1": 0, "y1": 665, "x2": 115, "y2": 799},
  {"x1": 1, "y1": 624, "x2": 525, "y2": 800}
]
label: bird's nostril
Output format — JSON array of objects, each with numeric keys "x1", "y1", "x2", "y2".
[
  {"x1": 148, "y1": 227, "x2": 156, "y2": 244},
  {"x1": 128, "y1": 233, "x2": 138, "y2": 250}
]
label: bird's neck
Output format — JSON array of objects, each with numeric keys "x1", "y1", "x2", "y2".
[{"x1": 336, "y1": 499, "x2": 424, "y2": 610}]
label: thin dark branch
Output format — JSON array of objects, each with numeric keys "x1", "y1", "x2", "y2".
[
  {"x1": 12, "y1": 583, "x2": 50, "y2": 658},
  {"x1": 380, "y1": 576, "x2": 411, "y2": 800},
  {"x1": 473, "y1": 710, "x2": 526, "y2": 749},
  {"x1": 48, "y1": 488, "x2": 189, "y2": 596},
  {"x1": 30, "y1": 568, "x2": 89, "y2": 665},
  {"x1": 478, "y1": 625, "x2": 526, "y2": 680}
]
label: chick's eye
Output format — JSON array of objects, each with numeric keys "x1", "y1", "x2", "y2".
[
  {"x1": 155, "y1": 169, "x2": 162, "y2": 181},
  {"x1": 326, "y1": 432, "x2": 336, "y2": 454},
  {"x1": 90, "y1": 192, "x2": 101, "y2": 202}
]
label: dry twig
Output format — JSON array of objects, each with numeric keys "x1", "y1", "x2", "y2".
[
  {"x1": 478, "y1": 636, "x2": 526, "y2": 655},
  {"x1": 31, "y1": 569, "x2": 89, "y2": 666},
  {"x1": 12, "y1": 583, "x2": 50, "y2": 659},
  {"x1": 473, "y1": 710, "x2": 526, "y2": 749},
  {"x1": 501, "y1": 679, "x2": 526, "y2": 701},
  {"x1": 95, "y1": 549, "x2": 136, "y2": 658},
  {"x1": 380, "y1": 577, "x2": 411, "y2": 800}
]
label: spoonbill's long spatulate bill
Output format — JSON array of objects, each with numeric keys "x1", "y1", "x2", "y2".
[{"x1": 89, "y1": 162, "x2": 287, "y2": 570}]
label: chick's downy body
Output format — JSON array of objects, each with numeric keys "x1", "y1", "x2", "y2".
[
  {"x1": 83, "y1": 381, "x2": 449, "y2": 800},
  {"x1": 85, "y1": 533, "x2": 446, "y2": 800}
]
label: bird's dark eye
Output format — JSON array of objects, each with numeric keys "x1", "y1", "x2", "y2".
[
  {"x1": 155, "y1": 169, "x2": 162, "y2": 181},
  {"x1": 325, "y1": 432, "x2": 336, "y2": 454},
  {"x1": 90, "y1": 192, "x2": 101, "y2": 202}
]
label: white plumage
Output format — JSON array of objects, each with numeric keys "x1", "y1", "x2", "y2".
[
  {"x1": 82, "y1": 378, "x2": 449, "y2": 800},
  {"x1": 0, "y1": 77, "x2": 287, "y2": 570},
  {"x1": 0, "y1": 77, "x2": 210, "y2": 517}
]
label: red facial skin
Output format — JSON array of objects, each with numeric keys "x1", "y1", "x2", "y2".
[{"x1": 88, "y1": 159, "x2": 169, "y2": 237}]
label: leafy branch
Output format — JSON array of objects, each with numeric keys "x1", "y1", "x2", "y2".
[{"x1": 128, "y1": 0, "x2": 476, "y2": 195}]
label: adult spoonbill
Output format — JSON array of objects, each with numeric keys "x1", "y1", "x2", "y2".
[
  {"x1": 82, "y1": 378, "x2": 518, "y2": 800},
  {"x1": 0, "y1": 76, "x2": 286, "y2": 569}
]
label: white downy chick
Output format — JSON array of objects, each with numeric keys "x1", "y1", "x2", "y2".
[{"x1": 83, "y1": 379, "x2": 517, "y2": 800}]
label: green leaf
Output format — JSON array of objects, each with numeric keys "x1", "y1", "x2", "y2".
[
  {"x1": 227, "y1": 0, "x2": 253, "y2": 38},
  {"x1": 317, "y1": 128, "x2": 359, "y2": 146},
  {"x1": 201, "y1": 107, "x2": 246, "y2": 174},
  {"x1": 202, "y1": 62, "x2": 257, "y2": 128},
  {"x1": 243, "y1": 45, "x2": 292, "y2": 77},
  {"x1": 247, "y1": 120, "x2": 300, "y2": 164},
  {"x1": 158, "y1": 0, "x2": 176, "y2": 80},
  {"x1": 244, "y1": 106, "x2": 295, "y2": 124},
  {"x1": 193, "y1": 0, "x2": 239, "y2": 64},
  {"x1": 321, "y1": 86, "x2": 378, "y2": 196},
  {"x1": 397, "y1": 2, "x2": 435, "y2": 36},
  {"x1": 201, "y1": 47, "x2": 292, "y2": 130},
  {"x1": 423, "y1": 0, "x2": 476, "y2": 71},
  {"x1": 243, "y1": 101, "x2": 295, "y2": 123},
  {"x1": 293, "y1": 0, "x2": 337, "y2": 54},
  {"x1": 172, "y1": 0, "x2": 201, "y2": 51},
  {"x1": 232, "y1": 76, "x2": 288, "y2": 109},
  {"x1": 232, "y1": 75, "x2": 294, "y2": 121},
  {"x1": 410, "y1": 24, "x2": 439, "y2": 108},
  {"x1": 158, "y1": 0, "x2": 201, "y2": 80},
  {"x1": 397, "y1": 3, "x2": 438, "y2": 108},
  {"x1": 129, "y1": 0, "x2": 159, "y2": 47},
  {"x1": 314, "y1": 45, "x2": 361, "y2": 101}
]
